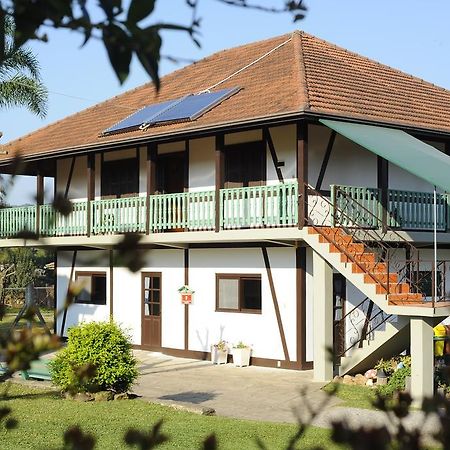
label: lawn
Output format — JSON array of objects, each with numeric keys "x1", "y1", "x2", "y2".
[
  {"x1": 323, "y1": 383, "x2": 376, "y2": 410},
  {"x1": 0, "y1": 307, "x2": 54, "y2": 333},
  {"x1": 0, "y1": 383, "x2": 340, "y2": 450}
]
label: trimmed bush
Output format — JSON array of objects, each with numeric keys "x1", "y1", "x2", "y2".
[
  {"x1": 49, "y1": 321, "x2": 138, "y2": 393},
  {"x1": 377, "y1": 366, "x2": 411, "y2": 397}
]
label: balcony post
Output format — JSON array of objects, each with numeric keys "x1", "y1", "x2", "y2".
[
  {"x1": 87, "y1": 154, "x2": 95, "y2": 237},
  {"x1": 377, "y1": 156, "x2": 389, "y2": 231},
  {"x1": 297, "y1": 121, "x2": 308, "y2": 229},
  {"x1": 146, "y1": 143, "x2": 157, "y2": 235},
  {"x1": 215, "y1": 134, "x2": 224, "y2": 233},
  {"x1": 36, "y1": 170, "x2": 44, "y2": 236}
]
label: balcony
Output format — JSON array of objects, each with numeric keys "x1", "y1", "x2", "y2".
[
  {"x1": 332, "y1": 185, "x2": 449, "y2": 231},
  {"x1": 0, "y1": 182, "x2": 447, "y2": 240},
  {"x1": 0, "y1": 183, "x2": 298, "y2": 239}
]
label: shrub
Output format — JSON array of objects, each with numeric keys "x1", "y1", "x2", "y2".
[
  {"x1": 49, "y1": 321, "x2": 138, "y2": 393},
  {"x1": 377, "y1": 366, "x2": 411, "y2": 397}
]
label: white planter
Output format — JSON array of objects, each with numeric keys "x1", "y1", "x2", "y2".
[
  {"x1": 233, "y1": 347, "x2": 251, "y2": 367},
  {"x1": 211, "y1": 347, "x2": 228, "y2": 365}
]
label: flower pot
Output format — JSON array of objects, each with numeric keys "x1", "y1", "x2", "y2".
[
  {"x1": 233, "y1": 347, "x2": 251, "y2": 367},
  {"x1": 211, "y1": 347, "x2": 228, "y2": 365},
  {"x1": 405, "y1": 375, "x2": 412, "y2": 393}
]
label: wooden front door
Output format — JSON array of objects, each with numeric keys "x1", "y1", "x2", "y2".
[
  {"x1": 141, "y1": 273, "x2": 162, "y2": 350},
  {"x1": 333, "y1": 273, "x2": 346, "y2": 360}
]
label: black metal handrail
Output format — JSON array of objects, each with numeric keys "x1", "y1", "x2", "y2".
[
  {"x1": 303, "y1": 183, "x2": 429, "y2": 300},
  {"x1": 334, "y1": 296, "x2": 394, "y2": 359}
]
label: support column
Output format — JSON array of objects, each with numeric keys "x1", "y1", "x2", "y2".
[
  {"x1": 410, "y1": 317, "x2": 434, "y2": 405},
  {"x1": 36, "y1": 171, "x2": 44, "y2": 235},
  {"x1": 313, "y1": 250, "x2": 334, "y2": 382},
  {"x1": 215, "y1": 134, "x2": 224, "y2": 233},
  {"x1": 297, "y1": 121, "x2": 308, "y2": 229},
  {"x1": 86, "y1": 154, "x2": 95, "y2": 237},
  {"x1": 377, "y1": 156, "x2": 388, "y2": 231},
  {"x1": 146, "y1": 144, "x2": 157, "y2": 234}
]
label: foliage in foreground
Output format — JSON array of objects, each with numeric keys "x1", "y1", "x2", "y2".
[{"x1": 49, "y1": 321, "x2": 138, "y2": 394}]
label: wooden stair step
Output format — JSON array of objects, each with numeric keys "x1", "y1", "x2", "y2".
[
  {"x1": 376, "y1": 282, "x2": 410, "y2": 295},
  {"x1": 364, "y1": 273, "x2": 398, "y2": 284}
]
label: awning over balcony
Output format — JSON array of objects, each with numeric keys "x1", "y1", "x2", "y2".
[{"x1": 320, "y1": 119, "x2": 450, "y2": 192}]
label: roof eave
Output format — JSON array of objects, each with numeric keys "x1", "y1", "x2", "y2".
[{"x1": 1, "y1": 109, "x2": 450, "y2": 170}]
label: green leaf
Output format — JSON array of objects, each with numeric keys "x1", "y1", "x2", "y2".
[
  {"x1": 131, "y1": 26, "x2": 161, "y2": 90},
  {"x1": 102, "y1": 24, "x2": 132, "y2": 84},
  {"x1": 127, "y1": 0, "x2": 155, "y2": 25},
  {"x1": 98, "y1": 0, "x2": 122, "y2": 20}
]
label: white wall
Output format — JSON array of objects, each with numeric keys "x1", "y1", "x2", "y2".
[
  {"x1": 308, "y1": 124, "x2": 378, "y2": 190},
  {"x1": 112, "y1": 249, "x2": 185, "y2": 347},
  {"x1": 56, "y1": 156, "x2": 87, "y2": 201},
  {"x1": 57, "y1": 247, "x2": 300, "y2": 362},
  {"x1": 56, "y1": 250, "x2": 110, "y2": 336},
  {"x1": 188, "y1": 247, "x2": 297, "y2": 361},
  {"x1": 189, "y1": 137, "x2": 215, "y2": 192}
]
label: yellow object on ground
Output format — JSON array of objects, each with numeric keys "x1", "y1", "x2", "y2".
[{"x1": 434, "y1": 325, "x2": 447, "y2": 356}]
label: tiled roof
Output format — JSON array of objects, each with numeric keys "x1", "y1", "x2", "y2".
[{"x1": 3, "y1": 31, "x2": 450, "y2": 162}]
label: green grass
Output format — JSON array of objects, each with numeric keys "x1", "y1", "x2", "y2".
[
  {"x1": 0, "y1": 383, "x2": 340, "y2": 450},
  {"x1": 323, "y1": 383, "x2": 377, "y2": 410},
  {"x1": 0, "y1": 307, "x2": 54, "y2": 332}
]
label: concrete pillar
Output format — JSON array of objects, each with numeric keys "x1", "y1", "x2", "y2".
[
  {"x1": 313, "y1": 250, "x2": 334, "y2": 382},
  {"x1": 410, "y1": 317, "x2": 434, "y2": 405}
]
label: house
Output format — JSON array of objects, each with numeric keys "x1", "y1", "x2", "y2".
[{"x1": 1, "y1": 30, "x2": 450, "y2": 403}]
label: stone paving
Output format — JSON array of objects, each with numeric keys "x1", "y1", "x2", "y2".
[
  {"x1": 133, "y1": 350, "x2": 340, "y2": 423},
  {"x1": 133, "y1": 350, "x2": 442, "y2": 437}
]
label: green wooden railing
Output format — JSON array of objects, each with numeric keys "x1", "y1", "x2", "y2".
[
  {"x1": 221, "y1": 182, "x2": 298, "y2": 228},
  {"x1": 0, "y1": 205, "x2": 36, "y2": 237},
  {"x1": 333, "y1": 185, "x2": 448, "y2": 231},
  {"x1": 91, "y1": 196, "x2": 146, "y2": 234},
  {"x1": 332, "y1": 185, "x2": 381, "y2": 228},
  {"x1": 149, "y1": 190, "x2": 215, "y2": 232},
  {"x1": 40, "y1": 201, "x2": 88, "y2": 236},
  {"x1": 388, "y1": 190, "x2": 446, "y2": 230},
  {"x1": 1, "y1": 182, "x2": 447, "y2": 238}
]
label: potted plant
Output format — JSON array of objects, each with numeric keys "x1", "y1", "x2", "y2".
[
  {"x1": 211, "y1": 340, "x2": 229, "y2": 365},
  {"x1": 232, "y1": 341, "x2": 251, "y2": 367},
  {"x1": 374, "y1": 358, "x2": 393, "y2": 386}
]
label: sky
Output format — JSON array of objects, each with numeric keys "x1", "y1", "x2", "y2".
[{"x1": 2, "y1": 0, "x2": 450, "y2": 204}]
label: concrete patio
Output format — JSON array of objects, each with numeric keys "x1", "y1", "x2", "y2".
[
  {"x1": 132, "y1": 350, "x2": 443, "y2": 438},
  {"x1": 133, "y1": 350, "x2": 337, "y2": 424}
]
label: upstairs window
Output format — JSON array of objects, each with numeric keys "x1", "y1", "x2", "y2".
[
  {"x1": 75, "y1": 272, "x2": 107, "y2": 305},
  {"x1": 216, "y1": 274, "x2": 262, "y2": 313},
  {"x1": 101, "y1": 158, "x2": 139, "y2": 198}
]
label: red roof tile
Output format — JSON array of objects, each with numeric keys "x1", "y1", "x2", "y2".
[{"x1": 3, "y1": 31, "x2": 450, "y2": 162}]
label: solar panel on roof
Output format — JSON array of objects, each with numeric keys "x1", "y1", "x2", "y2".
[
  {"x1": 103, "y1": 98, "x2": 181, "y2": 135},
  {"x1": 102, "y1": 87, "x2": 240, "y2": 136},
  {"x1": 143, "y1": 87, "x2": 241, "y2": 128}
]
